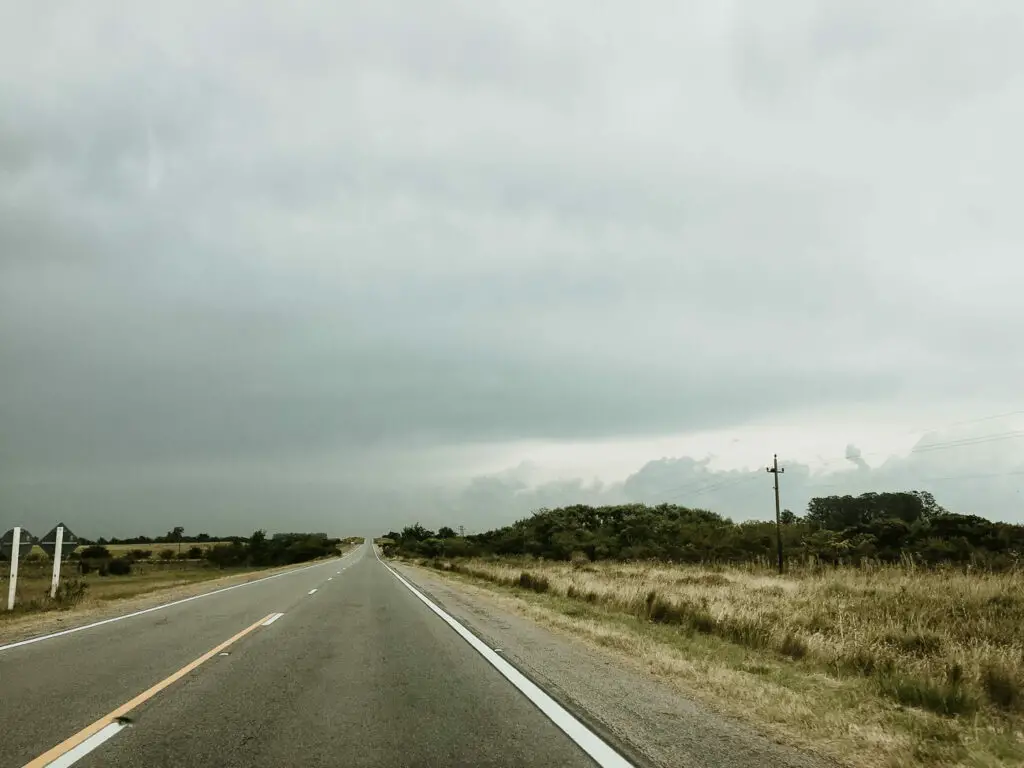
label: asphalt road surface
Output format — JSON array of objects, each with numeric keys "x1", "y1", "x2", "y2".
[{"x1": 0, "y1": 542, "x2": 621, "y2": 767}]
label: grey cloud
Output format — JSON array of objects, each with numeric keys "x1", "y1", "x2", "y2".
[
  {"x1": 3, "y1": 2, "x2": 1024, "y2": 536},
  {"x1": 845, "y1": 444, "x2": 868, "y2": 471}
]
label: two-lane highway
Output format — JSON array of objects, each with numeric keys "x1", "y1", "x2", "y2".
[{"x1": 1, "y1": 542, "x2": 625, "y2": 767}]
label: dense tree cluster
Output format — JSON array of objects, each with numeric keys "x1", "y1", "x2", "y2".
[
  {"x1": 83, "y1": 529, "x2": 242, "y2": 546},
  {"x1": 73, "y1": 530, "x2": 342, "y2": 573},
  {"x1": 204, "y1": 530, "x2": 342, "y2": 568},
  {"x1": 382, "y1": 491, "x2": 1024, "y2": 569}
]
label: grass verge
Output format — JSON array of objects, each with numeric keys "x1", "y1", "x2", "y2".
[{"x1": 410, "y1": 556, "x2": 1024, "y2": 768}]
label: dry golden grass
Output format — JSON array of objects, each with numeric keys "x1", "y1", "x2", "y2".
[
  {"x1": 101, "y1": 541, "x2": 229, "y2": 557},
  {"x1": 417, "y1": 556, "x2": 1024, "y2": 767},
  {"x1": 0, "y1": 560, "x2": 244, "y2": 617}
]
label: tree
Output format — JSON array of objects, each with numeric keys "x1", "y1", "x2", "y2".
[
  {"x1": 401, "y1": 523, "x2": 434, "y2": 541},
  {"x1": 167, "y1": 526, "x2": 185, "y2": 554},
  {"x1": 159, "y1": 549, "x2": 175, "y2": 561},
  {"x1": 437, "y1": 526, "x2": 457, "y2": 539},
  {"x1": 249, "y1": 529, "x2": 270, "y2": 566},
  {"x1": 806, "y1": 492, "x2": 934, "y2": 530},
  {"x1": 205, "y1": 542, "x2": 246, "y2": 569}
]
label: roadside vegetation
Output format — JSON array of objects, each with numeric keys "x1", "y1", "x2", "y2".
[
  {"x1": 382, "y1": 492, "x2": 1023, "y2": 569},
  {"x1": 382, "y1": 494, "x2": 1024, "y2": 766}
]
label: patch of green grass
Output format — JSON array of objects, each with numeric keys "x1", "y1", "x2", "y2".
[
  {"x1": 877, "y1": 666, "x2": 978, "y2": 717},
  {"x1": 779, "y1": 632, "x2": 809, "y2": 660},
  {"x1": 982, "y1": 662, "x2": 1022, "y2": 712}
]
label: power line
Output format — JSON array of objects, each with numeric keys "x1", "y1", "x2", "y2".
[
  {"x1": 922, "y1": 469, "x2": 1024, "y2": 483},
  {"x1": 907, "y1": 408, "x2": 1024, "y2": 434},
  {"x1": 908, "y1": 430, "x2": 1024, "y2": 454},
  {"x1": 806, "y1": 465, "x2": 1024, "y2": 491},
  {"x1": 686, "y1": 472, "x2": 761, "y2": 499}
]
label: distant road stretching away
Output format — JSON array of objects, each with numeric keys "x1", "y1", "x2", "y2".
[{"x1": 0, "y1": 542, "x2": 631, "y2": 767}]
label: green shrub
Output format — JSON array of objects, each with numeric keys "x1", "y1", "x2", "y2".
[
  {"x1": 570, "y1": 551, "x2": 591, "y2": 568},
  {"x1": 54, "y1": 578, "x2": 88, "y2": 606},
  {"x1": 877, "y1": 665, "x2": 977, "y2": 717},
  {"x1": 839, "y1": 648, "x2": 895, "y2": 678},
  {"x1": 675, "y1": 573, "x2": 730, "y2": 587},
  {"x1": 884, "y1": 631, "x2": 944, "y2": 657},
  {"x1": 780, "y1": 632, "x2": 809, "y2": 660},
  {"x1": 158, "y1": 549, "x2": 175, "y2": 561},
  {"x1": 720, "y1": 616, "x2": 772, "y2": 649},
  {"x1": 107, "y1": 558, "x2": 132, "y2": 576},
  {"x1": 187, "y1": 546, "x2": 203, "y2": 559},
  {"x1": 645, "y1": 591, "x2": 680, "y2": 624},
  {"x1": 80, "y1": 545, "x2": 111, "y2": 559},
  {"x1": 517, "y1": 571, "x2": 550, "y2": 593},
  {"x1": 981, "y1": 662, "x2": 1022, "y2": 711}
]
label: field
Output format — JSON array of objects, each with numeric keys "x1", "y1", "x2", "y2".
[
  {"x1": 17, "y1": 541, "x2": 231, "y2": 561},
  {"x1": 414, "y1": 556, "x2": 1024, "y2": 768},
  {"x1": 103, "y1": 541, "x2": 230, "y2": 557}
]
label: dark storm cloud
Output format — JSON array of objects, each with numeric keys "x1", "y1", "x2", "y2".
[{"x1": 2, "y1": 1, "x2": 1023, "y2": 535}]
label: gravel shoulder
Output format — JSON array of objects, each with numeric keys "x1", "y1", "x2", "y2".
[{"x1": 395, "y1": 561, "x2": 836, "y2": 768}]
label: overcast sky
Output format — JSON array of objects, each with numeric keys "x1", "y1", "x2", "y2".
[{"x1": 3, "y1": 1, "x2": 1024, "y2": 539}]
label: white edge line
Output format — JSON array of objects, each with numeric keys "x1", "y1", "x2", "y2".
[
  {"x1": 0, "y1": 549, "x2": 359, "y2": 653},
  {"x1": 373, "y1": 548, "x2": 633, "y2": 768},
  {"x1": 307, "y1": 588, "x2": 318, "y2": 595},
  {"x1": 46, "y1": 721, "x2": 126, "y2": 768},
  {"x1": 261, "y1": 612, "x2": 285, "y2": 626}
]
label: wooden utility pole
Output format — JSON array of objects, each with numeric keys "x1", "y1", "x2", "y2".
[{"x1": 766, "y1": 454, "x2": 785, "y2": 574}]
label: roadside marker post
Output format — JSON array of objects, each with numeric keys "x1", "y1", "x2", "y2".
[
  {"x1": 40, "y1": 523, "x2": 80, "y2": 599},
  {"x1": 3, "y1": 526, "x2": 38, "y2": 610},
  {"x1": 7, "y1": 526, "x2": 22, "y2": 611},
  {"x1": 49, "y1": 526, "x2": 64, "y2": 599}
]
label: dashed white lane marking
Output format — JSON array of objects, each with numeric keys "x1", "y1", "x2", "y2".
[
  {"x1": 374, "y1": 548, "x2": 633, "y2": 768},
  {"x1": 308, "y1": 589, "x2": 318, "y2": 595},
  {"x1": 261, "y1": 612, "x2": 285, "y2": 626},
  {"x1": 45, "y1": 722, "x2": 127, "y2": 768}
]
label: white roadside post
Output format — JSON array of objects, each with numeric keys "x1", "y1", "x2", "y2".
[
  {"x1": 7, "y1": 526, "x2": 21, "y2": 611},
  {"x1": 49, "y1": 525, "x2": 65, "y2": 599}
]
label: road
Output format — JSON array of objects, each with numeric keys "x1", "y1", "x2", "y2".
[{"x1": 0, "y1": 542, "x2": 626, "y2": 767}]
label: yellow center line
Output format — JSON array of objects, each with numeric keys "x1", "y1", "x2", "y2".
[{"x1": 24, "y1": 612, "x2": 276, "y2": 768}]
